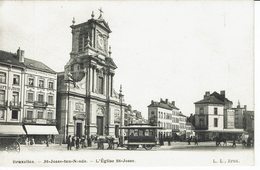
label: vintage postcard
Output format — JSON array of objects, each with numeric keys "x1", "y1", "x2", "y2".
[{"x1": 0, "y1": 0, "x2": 255, "y2": 167}]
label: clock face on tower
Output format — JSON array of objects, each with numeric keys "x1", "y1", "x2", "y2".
[{"x1": 97, "y1": 35, "x2": 105, "y2": 50}]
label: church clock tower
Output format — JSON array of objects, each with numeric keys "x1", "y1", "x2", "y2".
[{"x1": 57, "y1": 9, "x2": 125, "y2": 142}]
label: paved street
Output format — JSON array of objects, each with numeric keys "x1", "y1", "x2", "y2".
[{"x1": 17, "y1": 141, "x2": 253, "y2": 152}]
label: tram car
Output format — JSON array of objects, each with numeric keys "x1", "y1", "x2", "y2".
[{"x1": 120, "y1": 124, "x2": 162, "y2": 150}]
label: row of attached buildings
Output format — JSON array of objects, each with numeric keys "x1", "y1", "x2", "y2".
[
  {"x1": 147, "y1": 91, "x2": 254, "y2": 141},
  {"x1": 0, "y1": 11, "x2": 128, "y2": 143},
  {"x1": 147, "y1": 99, "x2": 194, "y2": 140},
  {"x1": 193, "y1": 91, "x2": 254, "y2": 141}
]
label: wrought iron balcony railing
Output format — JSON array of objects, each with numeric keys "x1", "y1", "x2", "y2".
[
  {"x1": 33, "y1": 101, "x2": 48, "y2": 108},
  {"x1": 23, "y1": 118, "x2": 57, "y2": 125}
]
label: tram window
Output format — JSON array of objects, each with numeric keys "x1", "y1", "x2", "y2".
[
  {"x1": 145, "y1": 129, "x2": 149, "y2": 136},
  {"x1": 129, "y1": 129, "x2": 134, "y2": 136},
  {"x1": 149, "y1": 130, "x2": 154, "y2": 136},
  {"x1": 134, "y1": 129, "x2": 138, "y2": 136},
  {"x1": 138, "y1": 130, "x2": 144, "y2": 136}
]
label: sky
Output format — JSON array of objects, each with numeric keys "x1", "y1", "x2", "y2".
[{"x1": 0, "y1": 0, "x2": 254, "y2": 119}]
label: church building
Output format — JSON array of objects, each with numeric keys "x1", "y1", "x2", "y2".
[{"x1": 56, "y1": 10, "x2": 126, "y2": 141}]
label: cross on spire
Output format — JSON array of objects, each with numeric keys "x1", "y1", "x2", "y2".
[{"x1": 98, "y1": 8, "x2": 104, "y2": 19}]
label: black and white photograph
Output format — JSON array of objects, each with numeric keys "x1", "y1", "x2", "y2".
[{"x1": 0, "y1": 0, "x2": 256, "y2": 167}]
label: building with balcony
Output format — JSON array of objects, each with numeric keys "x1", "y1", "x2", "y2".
[
  {"x1": 0, "y1": 49, "x2": 58, "y2": 140},
  {"x1": 22, "y1": 55, "x2": 58, "y2": 143},
  {"x1": 56, "y1": 11, "x2": 127, "y2": 141},
  {"x1": 0, "y1": 50, "x2": 25, "y2": 136}
]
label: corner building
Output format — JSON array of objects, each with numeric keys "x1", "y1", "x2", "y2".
[{"x1": 57, "y1": 12, "x2": 126, "y2": 141}]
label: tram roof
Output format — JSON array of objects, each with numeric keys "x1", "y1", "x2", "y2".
[{"x1": 120, "y1": 125, "x2": 163, "y2": 129}]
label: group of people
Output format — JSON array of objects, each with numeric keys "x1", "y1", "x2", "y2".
[
  {"x1": 25, "y1": 137, "x2": 35, "y2": 145},
  {"x1": 66, "y1": 135, "x2": 90, "y2": 150}
]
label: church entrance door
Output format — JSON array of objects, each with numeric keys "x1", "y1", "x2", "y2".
[{"x1": 97, "y1": 116, "x2": 104, "y2": 135}]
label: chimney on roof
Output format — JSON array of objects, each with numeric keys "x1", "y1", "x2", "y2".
[
  {"x1": 151, "y1": 100, "x2": 154, "y2": 104},
  {"x1": 17, "y1": 47, "x2": 24, "y2": 63},
  {"x1": 220, "y1": 90, "x2": 225, "y2": 98},
  {"x1": 160, "y1": 98, "x2": 163, "y2": 103},
  {"x1": 171, "y1": 101, "x2": 175, "y2": 106},
  {"x1": 204, "y1": 91, "x2": 210, "y2": 99},
  {"x1": 165, "y1": 99, "x2": 168, "y2": 104}
]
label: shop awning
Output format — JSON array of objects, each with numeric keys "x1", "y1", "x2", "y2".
[
  {"x1": 0, "y1": 125, "x2": 26, "y2": 135},
  {"x1": 24, "y1": 125, "x2": 59, "y2": 135}
]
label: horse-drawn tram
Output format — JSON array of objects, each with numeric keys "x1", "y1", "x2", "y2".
[{"x1": 120, "y1": 124, "x2": 162, "y2": 150}]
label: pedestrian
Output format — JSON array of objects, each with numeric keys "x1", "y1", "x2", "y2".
[
  {"x1": 25, "y1": 137, "x2": 29, "y2": 146},
  {"x1": 67, "y1": 135, "x2": 72, "y2": 150},
  {"x1": 76, "y1": 137, "x2": 80, "y2": 150},
  {"x1": 72, "y1": 136, "x2": 76, "y2": 148},
  {"x1": 232, "y1": 138, "x2": 236, "y2": 147},
  {"x1": 167, "y1": 136, "x2": 171, "y2": 146},
  {"x1": 194, "y1": 136, "x2": 198, "y2": 145},
  {"x1": 81, "y1": 137, "x2": 85, "y2": 148},
  {"x1": 46, "y1": 136, "x2": 49, "y2": 147}
]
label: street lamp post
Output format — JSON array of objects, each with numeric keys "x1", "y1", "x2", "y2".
[
  {"x1": 119, "y1": 85, "x2": 124, "y2": 146},
  {"x1": 64, "y1": 72, "x2": 73, "y2": 142}
]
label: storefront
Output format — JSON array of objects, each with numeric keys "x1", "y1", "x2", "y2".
[{"x1": 23, "y1": 125, "x2": 59, "y2": 144}]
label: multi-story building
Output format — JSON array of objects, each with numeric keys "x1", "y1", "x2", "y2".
[
  {"x1": 56, "y1": 11, "x2": 126, "y2": 141},
  {"x1": 0, "y1": 50, "x2": 25, "y2": 136},
  {"x1": 233, "y1": 102, "x2": 246, "y2": 129},
  {"x1": 243, "y1": 110, "x2": 254, "y2": 138},
  {"x1": 172, "y1": 101, "x2": 180, "y2": 136},
  {"x1": 194, "y1": 91, "x2": 244, "y2": 141},
  {"x1": 0, "y1": 49, "x2": 58, "y2": 142},
  {"x1": 178, "y1": 113, "x2": 187, "y2": 139},
  {"x1": 22, "y1": 52, "x2": 58, "y2": 143},
  {"x1": 148, "y1": 99, "x2": 179, "y2": 138},
  {"x1": 224, "y1": 109, "x2": 235, "y2": 129}
]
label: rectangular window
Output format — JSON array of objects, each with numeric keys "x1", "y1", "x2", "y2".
[
  {"x1": 47, "y1": 112, "x2": 53, "y2": 120},
  {"x1": 11, "y1": 110, "x2": 18, "y2": 120},
  {"x1": 27, "y1": 92, "x2": 34, "y2": 102},
  {"x1": 27, "y1": 110, "x2": 33, "y2": 119},
  {"x1": 48, "y1": 82, "x2": 54, "y2": 89},
  {"x1": 214, "y1": 108, "x2": 218, "y2": 115},
  {"x1": 214, "y1": 118, "x2": 218, "y2": 127},
  {"x1": 12, "y1": 92, "x2": 19, "y2": 105},
  {"x1": 39, "y1": 80, "x2": 44, "y2": 88},
  {"x1": 0, "y1": 90, "x2": 5, "y2": 105},
  {"x1": 199, "y1": 107, "x2": 204, "y2": 114},
  {"x1": 0, "y1": 110, "x2": 4, "y2": 119},
  {"x1": 48, "y1": 95, "x2": 54, "y2": 105},
  {"x1": 98, "y1": 76, "x2": 104, "y2": 94},
  {"x1": 0, "y1": 72, "x2": 6, "y2": 84},
  {"x1": 37, "y1": 111, "x2": 44, "y2": 119},
  {"x1": 38, "y1": 94, "x2": 44, "y2": 102},
  {"x1": 28, "y1": 78, "x2": 34, "y2": 86},
  {"x1": 13, "y1": 75, "x2": 20, "y2": 85}
]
